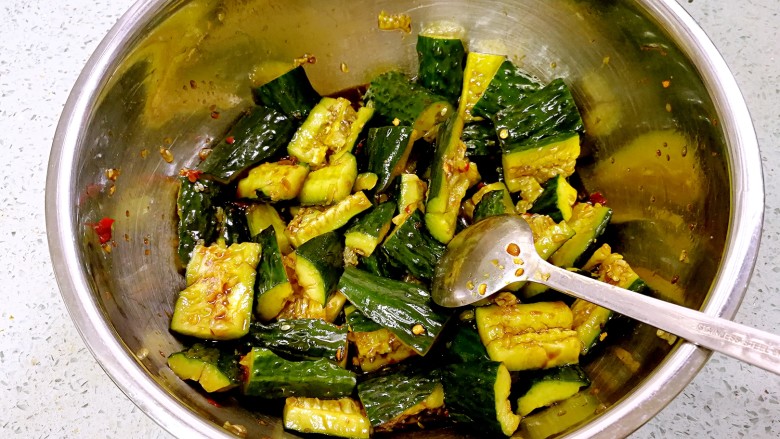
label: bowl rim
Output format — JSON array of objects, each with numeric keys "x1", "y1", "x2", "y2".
[{"x1": 45, "y1": 0, "x2": 764, "y2": 438}]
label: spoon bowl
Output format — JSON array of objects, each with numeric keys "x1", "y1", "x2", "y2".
[{"x1": 432, "y1": 215, "x2": 780, "y2": 375}]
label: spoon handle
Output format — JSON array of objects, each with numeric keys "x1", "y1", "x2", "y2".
[{"x1": 538, "y1": 261, "x2": 780, "y2": 375}]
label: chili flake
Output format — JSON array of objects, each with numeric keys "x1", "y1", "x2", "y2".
[{"x1": 92, "y1": 217, "x2": 115, "y2": 244}]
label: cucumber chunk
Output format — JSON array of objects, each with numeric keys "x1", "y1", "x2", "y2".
[
  {"x1": 216, "y1": 203, "x2": 251, "y2": 245},
  {"x1": 358, "y1": 368, "x2": 444, "y2": 429},
  {"x1": 241, "y1": 347, "x2": 356, "y2": 398},
  {"x1": 286, "y1": 191, "x2": 372, "y2": 247},
  {"x1": 502, "y1": 133, "x2": 581, "y2": 193},
  {"x1": 473, "y1": 188, "x2": 514, "y2": 223},
  {"x1": 253, "y1": 226, "x2": 294, "y2": 322},
  {"x1": 524, "y1": 214, "x2": 576, "y2": 260},
  {"x1": 349, "y1": 327, "x2": 418, "y2": 373},
  {"x1": 337, "y1": 267, "x2": 449, "y2": 356},
  {"x1": 365, "y1": 70, "x2": 452, "y2": 139},
  {"x1": 365, "y1": 126, "x2": 415, "y2": 194},
  {"x1": 457, "y1": 52, "x2": 506, "y2": 121},
  {"x1": 294, "y1": 231, "x2": 345, "y2": 305},
  {"x1": 170, "y1": 242, "x2": 260, "y2": 340},
  {"x1": 446, "y1": 325, "x2": 489, "y2": 363},
  {"x1": 549, "y1": 203, "x2": 613, "y2": 269},
  {"x1": 283, "y1": 397, "x2": 370, "y2": 439},
  {"x1": 416, "y1": 33, "x2": 466, "y2": 104},
  {"x1": 398, "y1": 173, "x2": 427, "y2": 214},
  {"x1": 298, "y1": 152, "x2": 358, "y2": 206},
  {"x1": 345, "y1": 201, "x2": 396, "y2": 257},
  {"x1": 198, "y1": 105, "x2": 295, "y2": 182},
  {"x1": 463, "y1": 120, "x2": 500, "y2": 158},
  {"x1": 494, "y1": 78, "x2": 583, "y2": 153},
  {"x1": 251, "y1": 65, "x2": 320, "y2": 120},
  {"x1": 167, "y1": 343, "x2": 240, "y2": 393},
  {"x1": 353, "y1": 172, "x2": 378, "y2": 192},
  {"x1": 517, "y1": 391, "x2": 602, "y2": 439},
  {"x1": 236, "y1": 160, "x2": 309, "y2": 201},
  {"x1": 249, "y1": 319, "x2": 348, "y2": 367},
  {"x1": 528, "y1": 174, "x2": 578, "y2": 222},
  {"x1": 573, "y1": 244, "x2": 647, "y2": 355},
  {"x1": 472, "y1": 58, "x2": 541, "y2": 119},
  {"x1": 246, "y1": 203, "x2": 291, "y2": 254},
  {"x1": 425, "y1": 113, "x2": 479, "y2": 243},
  {"x1": 287, "y1": 97, "x2": 373, "y2": 167},
  {"x1": 176, "y1": 176, "x2": 221, "y2": 265},
  {"x1": 515, "y1": 365, "x2": 590, "y2": 416},
  {"x1": 443, "y1": 360, "x2": 519, "y2": 436},
  {"x1": 476, "y1": 302, "x2": 580, "y2": 371},
  {"x1": 382, "y1": 209, "x2": 446, "y2": 281}
]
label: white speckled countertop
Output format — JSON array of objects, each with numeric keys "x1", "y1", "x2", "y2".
[{"x1": 0, "y1": 0, "x2": 777, "y2": 437}]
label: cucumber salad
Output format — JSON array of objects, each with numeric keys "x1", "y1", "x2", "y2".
[{"x1": 169, "y1": 22, "x2": 647, "y2": 439}]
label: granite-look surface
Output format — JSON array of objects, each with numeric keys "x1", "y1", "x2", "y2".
[{"x1": 0, "y1": 0, "x2": 777, "y2": 437}]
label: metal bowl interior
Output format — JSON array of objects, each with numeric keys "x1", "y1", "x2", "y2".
[{"x1": 46, "y1": 0, "x2": 762, "y2": 438}]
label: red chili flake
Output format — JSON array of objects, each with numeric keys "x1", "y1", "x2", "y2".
[
  {"x1": 462, "y1": 162, "x2": 470, "y2": 172},
  {"x1": 206, "y1": 397, "x2": 221, "y2": 408},
  {"x1": 588, "y1": 192, "x2": 608, "y2": 206},
  {"x1": 476, "y1": 182, "x2": 486, "y2": 189},
  {"x1": 92, "y1": 217, "x2": 115, "y2": 244},
  {"x1": 178, "y1": 168, "x2": 203, "y2": 183},
  {"x1": 225, "y1": 136, "x2": 235, "y2": 144},
  {"x1": 210, "y1": 111, "x2": 220, "y2": 119}
]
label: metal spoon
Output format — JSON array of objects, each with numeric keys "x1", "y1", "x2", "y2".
[{"x1": 431, "y1": 214, "x2": 780, "y2": 375}]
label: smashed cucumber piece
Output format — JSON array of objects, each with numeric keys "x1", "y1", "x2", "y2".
[
  {"x1": 170, "y1": 242, "x2": 260, "y2": 340},
  {"x1": 287, "y1": 97, "x2": 373, "y2": 167},
  {"x1": 236, "y1": 160, "x2": 309, "y2": 201},
  {"x1": 167, "y1": 343, "x2": 240, "y2": 393},
  {"x1": 283, "y1": 397, "x2": 370, "y2": 439},
  {"x1": 285, "y1": 191, "x2": 372, "y2": 248}
]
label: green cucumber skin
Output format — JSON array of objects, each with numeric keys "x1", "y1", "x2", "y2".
[
  {"x1": 358, "y1": 368, "x2": 440, "y2": 426},
  {"x1": 336, "y1": 267, "x2": 449, "y2": 356},
  {"x1": 549, "y1": 206, "x2": 612, "y2": 268},
  {"x1": 427, "y1": 114, "x2": 462, "y2": 209},
  {"x1": 472, "y1": 59, "x2": 541, "y2": 119},
  {"x1": 251, "y1": 65, "x2": 320, "y2": 120},
  {"x1": 473, "y1": 190, "x2": 511, "y2": 223},
  {"x1": 365, "y1": 71, "x2": 449, "y2": 126},
  {"x1": 295, "y1": 231, "x2": 345, "y2": 297},
  {"x1": 382, "y1": 209, "x2": 447, "y2": 281},
  {"x1": 253, "y1": 227, "x2": 288, "y2": 297},
  {"x1": 515, "y1": 365, "x2": 590, "y2": 415},
  {"x1": 170, "y1": 343, "x2": 241, "y2": 385},
  {"x1": 346, "y1": 307, "x2": 383, "y2": 333},
  {"x1": 463, "y1": 121, "x2": 499, "y2": 158},
  {"x1": 249, "y1": 319, "x2": 347, "y2": 363},
  {"x1": 416, "y1": 35, "x2": 466, "y2": 104},
  {"x1": 217, "y1": 203, "x2": 251, "y2": 245},
  {"x1": 494, "y1": 78, "x2": 583, "y2": 153},
  {"x1": 177, "y1": 176, "x2": 221, "y2": 265},
  {"x1": 447, "y1": 325, "x2": 489, "y2": 363},
  {"x1": 243, "y1": 347, "x2": 355, "y2": 398},
  {"x1": 199, "y1": 106, "x2": 296, "y2": 182},
  {"x1": 443, "y1": 360, "x2": 503, "y2": 435},
  {"x1": 357, "y1": 249, "x2": 402, "y2": 279},
  {"x1": 528, "y1": 175, "x2": 567, "y2": 222},
  {"x1": 365, "y1": 126, "x2": 415, "y2": 193},
  {"x1": 523, "y1": 365, "x2": 590, "y2": 388},
  {"x1": 346, "y1": 201, "x2": 397, "y2": 239},
  {"x1": 574, "y1": 274, "x2": 646, "y2": 355}
]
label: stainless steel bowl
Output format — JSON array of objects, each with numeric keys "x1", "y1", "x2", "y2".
[{"x1": 46, "y1": 0, "x2": 763, "y2": 437}]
